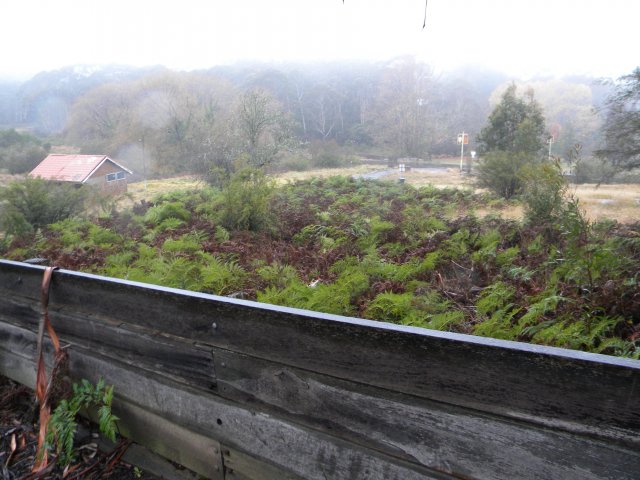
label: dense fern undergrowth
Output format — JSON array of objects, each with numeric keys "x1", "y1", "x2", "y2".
[{"x1": 3, "y1": 176, "x2": 639, "y2": 358}]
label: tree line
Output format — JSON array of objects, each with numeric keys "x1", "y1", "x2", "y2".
[{"x1": 0, "y1": 59, "x2": 614, "y2": 178}]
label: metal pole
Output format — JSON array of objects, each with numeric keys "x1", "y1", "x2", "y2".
[
  {"x1": 548, "y1": 137, "x2": 553, "y2": 161},
  {"x1": 459, "y1": 131, "x2": 465, "y2": 172},
  {"x1": 141, "y1": 137, "x2": 147, "y2": 191}
]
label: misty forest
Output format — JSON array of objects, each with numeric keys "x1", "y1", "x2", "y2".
[{"x1": 1, "y1": 60, "x2": 639, "y2": 359}]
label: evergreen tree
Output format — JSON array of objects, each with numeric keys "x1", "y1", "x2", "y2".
[
  {"x1": 476, "y1": 85, "x2": 547, "y2": 198},
  {"x1": 477, "y1": 84, "x2": 546, "y2": 155}
]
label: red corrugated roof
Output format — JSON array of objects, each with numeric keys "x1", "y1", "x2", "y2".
[{"x1": 30, "y1": 154, "x2": 131, "y2": 183}]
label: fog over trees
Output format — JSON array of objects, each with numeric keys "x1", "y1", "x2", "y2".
[{"x1": 0, "y1": 59, "x2": 616, "y2": 177}]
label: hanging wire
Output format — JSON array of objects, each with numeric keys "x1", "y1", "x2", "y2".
[
  {"x1": 423, "y1": 0, "x2": 428, "y2": 29},
  {"x1": 341, "y1": 1, "x2": 429, "y2": 29}
]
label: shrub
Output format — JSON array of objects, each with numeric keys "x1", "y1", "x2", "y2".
[
  {"x1": 573, "y1": 156, "x2": 614, "y2": 184},
  {"x1": 309, "y1": 140, "x2": 345, "y2": 168},
  {"x1": 0, "y1": 177, "x2": 86, "y2": 236},
  {"x1": 279, "y1": 154, "x2": 311, "y2": 172},
  {"x1": 0, "y1": 129, "x2": 50, "y2": 174},
  {"x1": 220, "y1": 168, "x2": 275, "y2": 232},
  {"x1": 476, "y1": 151, "x2": 536, "y2": 199},
  {"x1": 520, "y1": 161, "x2": 567, "y2": 224}
]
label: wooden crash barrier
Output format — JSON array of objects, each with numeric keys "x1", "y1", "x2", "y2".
[{"x1": 0, "y1": 259, "x2": 639, "y2": 479}]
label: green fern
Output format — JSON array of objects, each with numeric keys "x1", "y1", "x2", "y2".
[
  {"x1": 471, "y1": 230, "x2": 500, "y2": 263},
  {"x1": 256, "y1": 263, "x2": 299, "y2": 289},
  {"x1": 476, "y1": 281, "x2": 515, "y2": 316},
  {"x1": 441, "y1": 229, "x2": 473, "y2": 260},
  {"x1": 526, "y1": 234, "x2": 545, "y2": 254},
  {"x1": 496, "y1": 246, "x2": 520, "y2": 268},
  {"x1": 528, "y1": 320, "x2": 585, "y2": 349},
  {"x1": 201, "y1": 255, "x2": 247, "y2": 295},
  {"x1": 160, "y1": 257, "x2": 203, "y2": 290},
  {"x1": 506, "y1": 266, "x2": 535, "y2": 281},
  {"x1": 143, "y1": 201, "x2": 191, "y2": 225},
  {"x1": 595, "y1": 338, "x2": 640, "y2": 358},
  {"x1": 527, "y1": 315, "x2": 623, "y2": 352},
  {"x1": 47, "y1": 379, "x2": 118, "y2": 466},
  {"x1": 87, "y1": 225, "x2": 123, "y2": 247},
  {"x1": 424, "y1": 310, "x2": 465, "y2": 330},
  {"x1": 215, "y1": 225, "x2": 230, "y2": 243},
  {"x1": 517, "y1": 293, "x2": 564, "y2": 329},
  {"x1": 365, "y1": 289, "x2": 464, "y2": 331},
  {"x1": 162, "y1": 234, "x2": 203, "y2": 255},
  {"x1": 257, "y1": 280, "x2": 312, "y2": 309},
  {"x1": 156, "y1": 217, "x2": 185, "y2": 232},
  {"x1": 365, "y1": 292, "x2": 417, "y2": 324},
  {"x1": 474, "y1": 282, "x2": 521, "y2": 340},
  {"x1": 473, "y1": 306, "x2": 521, "y2": 340}
]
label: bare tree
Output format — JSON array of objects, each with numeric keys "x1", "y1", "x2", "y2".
[{"x1": 237, "y1": 88, "x2": 293, "y2": 168}]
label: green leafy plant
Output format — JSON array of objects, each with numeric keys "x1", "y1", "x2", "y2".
[
  {"x1": 215, "y1": 225, "x2": 231, "y2": 242},
  {"x1": 219, "y1": 168, "x2": 275, "y2": 232},
  {"x1": 143, "y1": 201, "x2": 191, "y2": 225},
  {"x1": 0, "y1": 177, "x2": 87, "y2": 237},
  {"x1": 46, "y1": 378, "x2": 118, "y2": 466},
  {"x1": 201, "y1": 254, "x2": 247, "y2": 295},
  {"x1": 256, "y1": 262, "x2": 299, "y2": 289},
  {"x1": 476, "y1": 151, "x2": 534, "y2": 199},
  {"x1": 520, "y1": 160, "x2": 568, "y2": 224},
  {"x1": 474, "y1": 282, "x2": 521, "y2": 340}
]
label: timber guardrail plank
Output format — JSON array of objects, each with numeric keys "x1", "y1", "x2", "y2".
[
  {"x1": 0, "y1": 295, "x2": 216, "y2": 390},
  {"x1": 211, "y1": 348, "x2": 640, "y2": 479},
  {"x1": 0, "y1": 321, "x2": 451, "y2": 480}
]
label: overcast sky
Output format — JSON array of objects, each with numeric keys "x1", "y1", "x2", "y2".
[{"x1": 2, "y1": 0, "x2": 637, "y2": 80}]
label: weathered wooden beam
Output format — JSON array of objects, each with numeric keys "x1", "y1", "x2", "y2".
[
  {"x1": 211, "y1": 348, "x2": 640, "y2": 480},
  {"x1": 0, "y1": 321, "x2": 451, "y2": 480},
  {"x1": 0, "y1": 294, "x2": 216, "y2": 391},
  {"x1": 220, "y1": 447, "x2": 304, "y2": 480},
  {"x1": 113, "y1": 399, "x2": 224, "y2": 479}
]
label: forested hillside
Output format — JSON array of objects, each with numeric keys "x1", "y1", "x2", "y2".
[{"x1": 0, "y1": 60, "x2": 609, "y2": 177}]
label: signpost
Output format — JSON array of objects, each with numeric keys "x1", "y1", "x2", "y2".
[{"x1": 457, "y1": 132, "x2": 469, "y2": 172}]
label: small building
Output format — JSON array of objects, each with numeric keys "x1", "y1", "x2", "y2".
[{"x1": 30, "y1": 154, "x2": 133, "y2": 195}]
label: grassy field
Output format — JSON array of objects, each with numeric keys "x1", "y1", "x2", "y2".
[
  {"x1": 124, "y1": 166, "x2": 640, "y2": 224},
  {"x1": 124, "y1": 175, "x2": 204, "y2": 205},
  {"x1": 4, "y1": 164, "x2": 638, "y2": 223}
]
